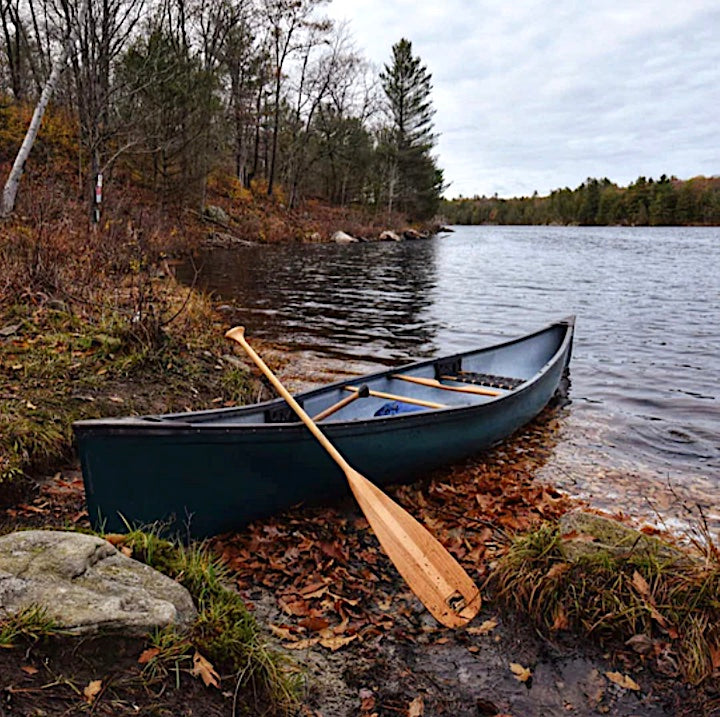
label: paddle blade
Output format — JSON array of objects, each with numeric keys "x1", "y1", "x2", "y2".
[{"x1": 345, "y1": 469, "x2": 481, "y2": 628}]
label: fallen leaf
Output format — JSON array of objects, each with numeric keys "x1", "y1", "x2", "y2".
[
  {"x1": 138, "y1": 647, "x2": 160, "y2": 664},
  {"x1": 20, "y1": 665, "x2": 38, "y2": 675},
  {"x1": 509, "y1": 662, "x2": 532, "y2": 683},
  {"x1": 282, "y1": 637, "x2": 320, "y2": 650},
  {"x1": 298, "y1": 616, "x2": 330, "y2": 632},
  {"x1": 408, "y1": 694, "x2": 424, "y2": 716},
  {"x1": 319, "y1": 634, "x2": 358, "y2": 651},
  {"x1": 605, "y1": 671, "x2": 640, "y2": 691},
  {"x1": 83, "y1": 680, "x2": 102, "y2": 703},
  {"x1": 710, "y1": 643, "x2": 720, "y2": 670},
  {"x1": 551, "y1": 608, "x2": 569, "y2": 631},
  {"x1": 625, "y1": 634, "x2": 654, "y2": 655},
  {"x1": 269, "y1": 624, "x2": 296, "y2": 640},
  {"x1": 632, "y1": 571, "x2": 651, "y2": 598},
  {"x1": 359, "y1": 687, "x2": 375, "y2": 711},
  {"x1": 191, "y1": 651, "x2": 220, "y2": 688},
  {"x1": 545, "y1": 563, "x2": 571, "y2": 580},
  {"x1": 466, "y1": 618, "x2": 498, "y2": 636},
  {"x1": 120, "y1": 545, "x2": 133, "y2": 557}
]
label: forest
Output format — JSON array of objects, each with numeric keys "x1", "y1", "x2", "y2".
[
  {"x1": 441, "y1": 175, "x2": 720, "y2": 226},
  {"x1": 0, "y1": 0, "x2": 443, "y2": 222}
]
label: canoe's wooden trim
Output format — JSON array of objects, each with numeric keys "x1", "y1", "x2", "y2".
[
  {"x1": 344, "y1": 386, "x2": 448, "y2": 409},
  {"x1": 313, "y1": 385, "x2": 370, "y2": 421},
  {"x1": 392, "y1": 374, "x2": 501, "y2": 397}
]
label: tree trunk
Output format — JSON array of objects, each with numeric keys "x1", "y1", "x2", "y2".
[
  {"x1": 1, "y1": 0, "x2": 89, "y2": 218},
  {"x1": 0, "y1": 44, "x2": 69, "y2": 218}
]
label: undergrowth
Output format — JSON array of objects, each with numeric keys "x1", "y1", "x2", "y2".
[
  {"x1": 113, "y1": 527, "x2": 301, "y2": 713},
  {"x1": 493, "y1": 520, "x2": 720, "y2": 685}
]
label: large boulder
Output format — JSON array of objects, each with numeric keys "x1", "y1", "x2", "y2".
[
  {"x1": 0, "y1": 531, "x2": 196, "y2": 636},
  {"x1": 378, "y1": 230, "x2": 401, "y2": 242}
]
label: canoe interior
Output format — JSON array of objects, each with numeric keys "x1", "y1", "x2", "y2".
[
  {"x1": 122, "y1": 317, "x2": 572, "y2": 428},
  {"x1": 73, "y1": 317, "x2": 574, "y2": 537}
]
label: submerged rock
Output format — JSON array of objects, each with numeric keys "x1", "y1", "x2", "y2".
[{"x1": 0, "y1": 530, "x2": 196, "y2": 635}]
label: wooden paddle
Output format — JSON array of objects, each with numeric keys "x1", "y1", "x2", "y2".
[{"x1": 226, "y1": 326, "x2": 480, "y2": 628}]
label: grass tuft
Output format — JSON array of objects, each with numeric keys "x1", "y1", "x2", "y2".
[
  {"x1": 116, "y1": 527, "x2": 301, "y2": 712},
  {"x1": 0, "y1": 605, "x2": 59, "y2": 647},
  {"x1": 493, "y1": 520, "x2": 720, "y2": 685}
]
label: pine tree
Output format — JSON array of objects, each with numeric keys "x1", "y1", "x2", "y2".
[{"x1": 379, "y1": 38, "x2": 443, "y2": 219}]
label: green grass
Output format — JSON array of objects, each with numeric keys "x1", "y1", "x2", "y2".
[
  {"x1": 0, "y1": 605, "x2": 59, "y2": 647},
  {"x1": 117, "y1": 527, "x2": 301, "y2": 712},
  {"x1": 0, "y1": 300, "x2": 254, "y2": 489}
]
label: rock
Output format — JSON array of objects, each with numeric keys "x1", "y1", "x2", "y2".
[
  {"x1": 0, "y1": 531, "x2": 196, "y2": 636},
  {"x1": 331, "y1": 231, "x2": 358, "y2": 244},
  {"x1": 378, "y1": 230, "x2": 401, "y2": 242},
  {"x1": 204, "y1": 205, "x2": 230, "y2": 225},
  {"x1": 402, "y1": 229, "x2": 429, "y2": 240},
  {"x1": 0, "y1": 323, "x2": 21, "y2": 338},
  {"x1": 558, "y1": 510, "x2": 685, "y2": 563}
]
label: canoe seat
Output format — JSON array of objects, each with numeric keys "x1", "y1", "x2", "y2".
[{"x1": 442, "y1": 372, "x2": 524, "y2": 391}]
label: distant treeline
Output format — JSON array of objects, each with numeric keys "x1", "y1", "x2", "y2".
[{"x1": 441, "y1": 175, "x2": 720, "y2": 226}]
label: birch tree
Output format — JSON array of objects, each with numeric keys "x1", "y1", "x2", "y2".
[{"x1": 1, "y1": 0, "x2": 88, "y2": 218}]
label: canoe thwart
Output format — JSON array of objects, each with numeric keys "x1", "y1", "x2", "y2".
[
  {"x1": 392, "y1": 374, "x2": 500, "y2": 397},
  {"x1": 344, "y1": 385, "x2": 447, "y2": 410}
]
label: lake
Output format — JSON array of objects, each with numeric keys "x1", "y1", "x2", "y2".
[{"x1": 179, "y1": 225, "x2": 720, "y2": 529}]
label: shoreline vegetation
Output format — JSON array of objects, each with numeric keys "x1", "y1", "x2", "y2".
[{"x1": 441, "y1": 175, "x2": 720, "y2": 227}]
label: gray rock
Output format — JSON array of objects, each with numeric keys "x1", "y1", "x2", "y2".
[
  {"x1": 378, "y1": 230, "x2": 401, "y2": 242},
  {"x1": 331, "y1": 231, "x2": 358, "y2": 244},
  {"x1": 0, "y1": 530, "x2": 196, "y2": 636},
  {"x1": 558, "y1": 510, "x2": 685, "y2": 563},
  {"x1": 204, "y1": 205, "x2": 230, "y2": 225}
]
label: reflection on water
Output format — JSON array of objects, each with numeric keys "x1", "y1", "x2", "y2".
[{"x1": 179, "y1": 225, "x2": 720, "y2": 523}]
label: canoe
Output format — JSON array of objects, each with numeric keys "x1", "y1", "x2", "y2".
[{"x1": 73, "y1": 316, "x2": 574, "y2": 537}]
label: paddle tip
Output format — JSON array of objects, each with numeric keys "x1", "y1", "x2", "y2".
[{"x1": 225, "y1": 326, "x2": 246, "y2": 341}]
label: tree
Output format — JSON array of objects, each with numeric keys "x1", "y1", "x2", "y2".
[
  {"x1": 1, "y1": 0, "x2": 89, "y2": 218},
  {"x1": 379, "y1": 38, "x2": 442, "y2": 219}
]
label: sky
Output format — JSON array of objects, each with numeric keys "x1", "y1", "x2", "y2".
[{"x1": 326, "y1": 0, "x2": 720, "y2": 199}]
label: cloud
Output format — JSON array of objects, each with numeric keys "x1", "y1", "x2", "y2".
[{"x1": 327, "y1": 0, "x2": 720, "y2": 197}]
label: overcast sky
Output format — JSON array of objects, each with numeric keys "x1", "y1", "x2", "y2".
[{"x1": 327, "y1": 0, "x2": 720, "y2": 198}]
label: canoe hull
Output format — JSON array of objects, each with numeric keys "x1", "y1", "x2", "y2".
[{"x1": 75, "y1": 319, "x2": 573, "y2": 537}]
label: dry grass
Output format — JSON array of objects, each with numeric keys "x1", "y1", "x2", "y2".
[{"x1": 493, "y1": 518, "x2": 720, "y2": 685}]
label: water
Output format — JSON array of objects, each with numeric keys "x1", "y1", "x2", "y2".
[{"x1": 179, "y1": 226, "x2": 720, "y2": 526}]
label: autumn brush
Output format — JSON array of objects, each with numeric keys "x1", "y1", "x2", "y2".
[{"x1": 226, "y1": 326, "x2": 480, "y2": 628}]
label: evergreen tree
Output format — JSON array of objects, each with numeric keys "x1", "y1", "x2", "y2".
[{"x1": 379, "y1": 38, "x2": 443, "y2": 219}]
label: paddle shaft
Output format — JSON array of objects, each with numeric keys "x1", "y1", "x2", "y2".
[
  {"x1": 343, "y1": 386, "x2": 447, "y2": 409},
  {"x1": 226, "y1": 328, "x2": 350, "y2": 471},
  {"x1": 393, "y1": 373, "x2": 500, "y2": 397},
  {"x1": 225, "y1": 326, "x2": 481, "y2": 628}
]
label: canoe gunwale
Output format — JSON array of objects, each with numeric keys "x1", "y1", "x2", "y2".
[{"x1": 72, "y1": 316, "x2": 575, "y2": 438}]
